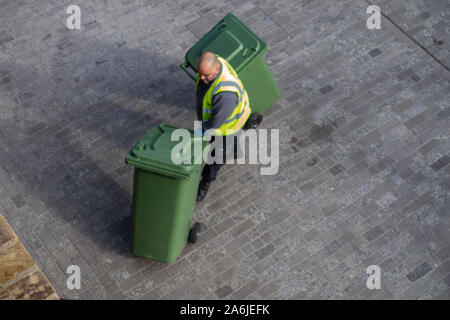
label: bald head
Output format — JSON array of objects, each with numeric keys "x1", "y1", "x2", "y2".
[
  {"x1": 198, "y1": 52, "x2": 218, "y2": 68},
  {"x1": 197, "y1": 52, "x2": 220, "y2": 85}
]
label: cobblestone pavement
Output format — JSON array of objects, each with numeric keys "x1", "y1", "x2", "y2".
[
  {"x1": 0, "y1": 0, "x2": 448, "y2": 300},
  {"x1": 0, "y1": 213, "x2": 59, "y2": 299}
]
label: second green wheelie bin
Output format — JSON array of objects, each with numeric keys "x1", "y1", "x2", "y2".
[
  {"x1": 125, "y1": 123, "x2": 209, "y2": 263},
  {"x1": 180, "y1": 12, "x2": 280, "y2": 124}
]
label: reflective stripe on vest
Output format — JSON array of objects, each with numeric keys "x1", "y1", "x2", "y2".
[
  {"x1": 227, "y1": 98, "x2": 251, "y2": 134},
  {"x1": 211, "y1": 81, "x2": 243, "y2": 102},
  {"x1": 225, "y1": 100, "x2": 247, "y2": 124}
]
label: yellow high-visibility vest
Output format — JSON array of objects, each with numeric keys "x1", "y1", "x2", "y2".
[{"x1": 196, "y1": 56, "x2": 251, "y2": 136}]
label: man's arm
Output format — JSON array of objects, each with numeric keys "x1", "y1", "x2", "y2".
[{"x1": 203, "y1": 92, "x2": 238, "y2": 132}]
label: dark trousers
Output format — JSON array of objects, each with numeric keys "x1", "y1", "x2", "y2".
[{"x1": 202, "y1": 133, "x2": 241, "y2": 182}]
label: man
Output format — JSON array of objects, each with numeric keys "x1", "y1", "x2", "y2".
[{"x1": 194, "y1": 52, "x2": 251, "y2": 201}]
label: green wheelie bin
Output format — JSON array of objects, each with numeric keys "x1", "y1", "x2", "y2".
[
  {"x1": 180, "y1": 12, "x2": 280, "y2": 129},
  {"x1": 125, "y1": 123, "x2": 209, "y2": 263}
]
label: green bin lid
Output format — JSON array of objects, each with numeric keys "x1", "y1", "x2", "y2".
[
  {"x1": 185, "y1": 13, "x2": 267, "y2": 73},
  {"x1": 125, "y1": 123, "x2": 208, "y2": 179}
]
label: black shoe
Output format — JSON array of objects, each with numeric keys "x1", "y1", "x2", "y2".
[
  {"x1": 196, "y1": 179, "x2": 210, "y2": 202},
  {"x1": 244, "y1": 113, "x2": 264, "y2": 130}
]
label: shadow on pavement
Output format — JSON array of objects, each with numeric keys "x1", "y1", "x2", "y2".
[{"x1": 0, "y1": 36, "x2": 196, "y2": 259}]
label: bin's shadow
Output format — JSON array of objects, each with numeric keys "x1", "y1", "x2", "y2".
[{"x1": 0, "y1": 36, "x2": 197, "y2": 259}]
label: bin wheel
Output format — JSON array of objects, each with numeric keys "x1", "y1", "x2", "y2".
[
  {"x1": 188, "y1": 222, "x2": 201, "y2": 244},
  {"x1": 245, "y1": 113, "x2": 263, "y2": 130}
]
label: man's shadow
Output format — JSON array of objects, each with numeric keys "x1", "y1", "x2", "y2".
[{"x1": 0, "y1": 35, "x2": 198, "y2": 260}]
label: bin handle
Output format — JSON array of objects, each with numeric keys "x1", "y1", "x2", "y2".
[
  {"x1": 215, "y1": 22, "x2": 226, "y2": 31},
  {"x1": 180, "y1": 61, "x2": 197, "y2": 80},
  {"x1": 243, "y1": 47, "x2": 256, "y2": 58}
]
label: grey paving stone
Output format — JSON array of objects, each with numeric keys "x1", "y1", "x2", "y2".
[
  {"x1": 11, "y1": 194, "x2": 26, "y2": 209},
  {"x1": 406, "y1": 262, "x2": 433, "y2": 282},
  {"x1": 232, "y1": 279, "x2": 261, "y2": 300},
  {"x1": 250, "y1": 238, "x2": 265, "y2": 251},
  {"x1": 334, "y1": 241, "x2": 360, "y2": 263},
  {"x1": 258, "y1": 280, "x2": 281, "y2": 299},
  {"x1": 285, "y1": 247, "x2": 311, "y2": 268},
  {"x1": 368, "y1": 48, "x2": 382, "y2": 57},
  {"x1": 255, "y1": 243, "x2": 275, "y2": 260},
  {"x1": 329, "y1": 164, "x2": 345, "y2": 176},
  {"x1": 410, "y1": 73, "x2": 421, "y2": 83},
  {"x1": 364, "y1": 225, "x2": 385, "y2": 242},
  {"x1": 319, "y1": 84, "x2": 334, "y2": 95},
  {"x1": 344, "y1": 277, "x2": 365, "y2": 296},
  {"x1": 429, "y1": 260, "x2": 450, "y2": 283},
  {"x1": 225, "y1": 233, "x2": 251, "y2": 254},
  {"x1": 215, "y1": 285, "x2": 233, "y2": 299},
  {"x1": 430, "y1": 155, "x2": 450, "y2": 172},
  {"x1": 230, "y1": 219, "x2": 255, "y2": 238}
]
